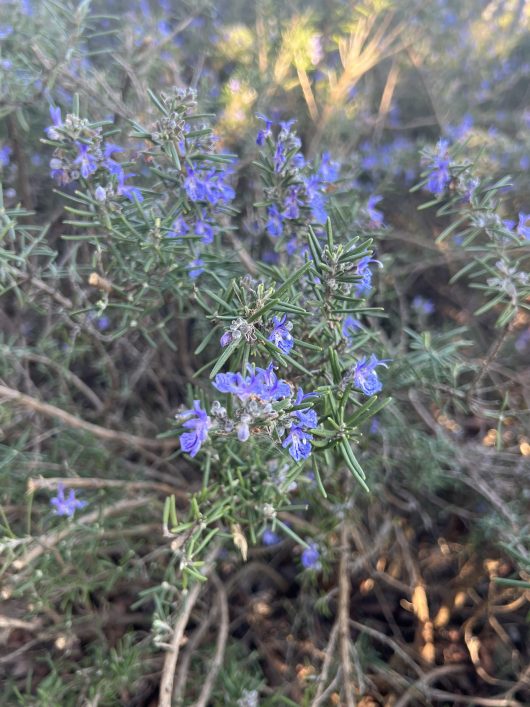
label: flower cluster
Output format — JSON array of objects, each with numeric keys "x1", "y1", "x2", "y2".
[
  {"x1": 45, "y1": 106, "x2": 143, "y2": 202},
  {"x1": 359, "y1": 135, "x2": 417, "y2": 183},
  {"x1": 213, "y1": 363, "x2": 291, "y2": 402},
  {"x1": 256, "y1": 115, "x2": 340, "y2": 253},
  {"x1": 176, "y1": 364, "x2": 318, "y2": 462},
  {"x1": 45, "y1": 89, "x2": 238, "y2": 282},
  {"x1": 146, "y1": 88, "x2": 237, "y2": 276},
  {"x1": 184, "y1": 165, "x2": 235, "y2": 206}
]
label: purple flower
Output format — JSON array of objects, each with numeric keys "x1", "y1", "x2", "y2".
[
  {"x1": 517, "y1": 213, "x2": 530, "y2": 240},
  {"x1": 220, "y1": 331, "x2": 233, "y2": 347},
  {"x1": 282, "y1": 426, "x2": 313, "y2": 461},
  {"x1": 104, "y1": 155, "x2": 124, "y2": 179},
  {"x1": 0, "y1": 25, "x2": 14, "y2": 40},
  {"x1": 367, "y1": 195, "x2": 384, "y2": 227},
  {"x1": 103, "y1": 143, "x2": 124, "y2": 159},
  {"x1": 292, "y1": 387, "x2": 318, "y2": 430},
  {"x1": 293, "y1": 406, "x2": 318, "y2": 430},
  {"x1": 301, "y1": 542, "x2": 321, "y2": 569},
  {"x1": 426, "y1": 167, "x2": 450, "y2": 194},
  {"x1": 183, "y1": 168, "x2": 204, "y2": 201},
  {"x1": 268, "y1": 314, "x2": 294, "y2": 355},
  {"x1": 167, "y1": 216, "x2": 189, "y2": 238},
  {"x1": 425, "y1": 139, "x2": 451, "y2": 195},
  {"x1": 342, "y1": 315, "x2": 361, "y2": 341},
  {"x1": 213, "y1": 371, "x2": 248, "y2": 397},
  {"x1": 0, "y1": 145, "x2": 11, "y2": 167},
  {"x1": 412, "y1": 295, "x2": 435, "y2": 315},
  {"x1": 274, "y1": 142, "x2": 287, "y2": 173},
  {"x1": 236, "y1": 416, "x2": 251, "y2": 442},
  {"x1": 194, "y1": 217, "x2": 214, "y2": 245},
  {"x1": 188, "y1": 258, "x2": 204, "y2": 279},
  {"x1": 262, "y1": 528, "x2": 281, "y2": 546},
  {"x1": 294, "y1": 387, "x2": 318, "y2": 405},
  {"x1": 51, "y1": 483, "x2": 87, "y2": 517},
  {"x1": 515, "y1": 328, "x2": 530, "y2": 352},
  {"x1": 95, "y1": 185, "x2": 106, "y2": 202},
  {"x1": 184, "y1": 166, "x2": 234, "y2": 205},
  {"x1": 355, "y1": 256, "x2": 382, "y2": 297},
  {"x1": 213, "y1": 364, "x2": 291, "y2": 402},
  {"x1": 305, "y1": 175, "x2": 328, "y2": 224},
  {"x1": 256, "y1": 363, "x2": 292, "y2": 400},
  {"x1": 256, "y1": 113, "x2": 273, "y2": 146},
  {"x1": 45, "y1": 106, "x2": 62, "y2": 139},
  {"x1": 95, "y1": 315, "x2": 110, "y2": 331},
  {"x1": 117, "y1": 172, "x2": 143, "y2": 202},
  {"x1": 286, "y1": 238, "x2": 298, "y2": 256},
  {"x1": 292, "y1": 152, "x2": 306, "y2": 169},
  {"x1": 266, "y1": 205, "x2": 283, "y2": 237},
  {"x1": 318, "y1": 152, "x2": 340, "y2": 183},
  {"x1": 353, "y1": 354, "x2": 389, "y2": 396},
  {"x1": 279, "y1": 119, "x2": 297, "y2": 136},
  {"x1": 178, "y1": 400, "x2": 211, "y2": 457},
  {"x1": 283, "y1": 186, "x2": 303, "y2": 220},
  {"x1": 74, "y1": 142, "x2": 97, "y2": 179},
  {"x1": 310, "y1": 195, "x2": 327, "y2": 224},
  {"x1": 49, "y1": 158, "x2": 70, "y2": 185}
]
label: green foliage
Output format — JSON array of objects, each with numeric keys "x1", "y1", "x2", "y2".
[{"x1": 1, "y1": 0, "x2": 529, "y2": 704}]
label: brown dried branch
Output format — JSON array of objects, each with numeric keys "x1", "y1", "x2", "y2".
[
  {"x1": 0, "y1": 384, "x2": 178, "y2": 452},
  {"x1": 27, "y1": 477, "x2": 188, "y2": 501},
  {"x1": 158, "y1": 545, "x2": 220, "y2": 707},
  {"x1": 194, "y1": 573, "x2": 229, "y2": 707},
  {"x1": 310, "y1": 620, "x2": 339, "y2": 706},
  {"x1": 339, "y1": 522, "x2": 356, "y2": 707}
]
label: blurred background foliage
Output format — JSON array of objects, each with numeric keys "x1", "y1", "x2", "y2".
[{"x1": 0, "y1": 0, "x2": 529, "y2": 705}]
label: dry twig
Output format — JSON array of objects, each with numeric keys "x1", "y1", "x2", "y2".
[
  {"x1": 339, "y1": 522, "x2": 356, "y2": 707},
  {"x1": 158, "y1": 545, "x2": 220, "y2": 707},
  {"x1": 193, "y1": 573, "x2": 229, "y2": 707},
  {"x1": 0, "y1": 384, "x2": 178, "y2": 452}
]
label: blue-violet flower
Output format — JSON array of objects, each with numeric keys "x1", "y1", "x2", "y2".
[
  {"x1": 51, "y1": 483, "x2": 87, "y2": 517},
  {"x1": 178, "y1": 400, "x2": 211, "y2": 457}
]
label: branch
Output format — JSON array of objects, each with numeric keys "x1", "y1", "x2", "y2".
[
  {"x1": 339, "y1": 522, "x2": 356, "y2": 707},
  {"x1": 27, "y1": 477, "x2": 188, "y2": 501},
  {"x1": 310, "y1": 621, "x2": 339, "y2": 706},
  {"x1": 158, "y1": 545, "x2": 221, "y2": 707},
  {"x1": 0, "y1": 384, "x2": 178, "y2": 452},
  {"x1": 194, "y1": 573, "x2": 229, "y2": 707}
]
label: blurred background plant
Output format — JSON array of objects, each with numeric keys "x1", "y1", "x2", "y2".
[{"x1": 1, "y1": 0, "x2": 529, "y2": 705}]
